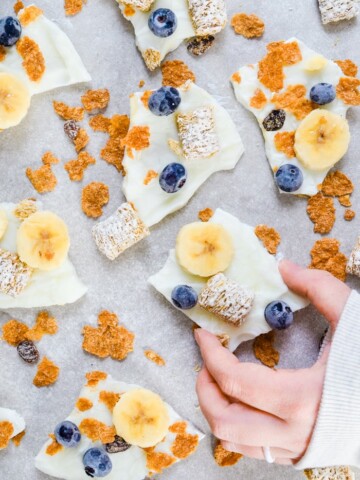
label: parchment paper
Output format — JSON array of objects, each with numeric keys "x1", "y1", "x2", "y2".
[{"x1": 0, "y1": 0, "x2": 359, "y2": 479}]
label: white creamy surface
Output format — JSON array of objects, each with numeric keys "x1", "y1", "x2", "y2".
[
  {"x1": 0, "y1": 202, "x2": 87, "y2": 308},
  {"x1": 0, "y1": 4, "x2": 90, "y2": 95},
  {"x1": 123, "y1": 82, "x2": 244, "y2": 227},
  {"x1": 0, "y1": 407, "x2": 26, "y2": 449},
  {"x1": 231, "y1": 37, "x2": 352, "y2": 196},
  {"x1": 149, "y1": 209, "x2": 309, "y2": 351},
  {"x1": 35, "y1": 374, "x2": 204, "y2": 480}
]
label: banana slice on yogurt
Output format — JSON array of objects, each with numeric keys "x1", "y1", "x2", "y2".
[{"x1": 0, "y1": 407, "x2": 26, "y2": 450}]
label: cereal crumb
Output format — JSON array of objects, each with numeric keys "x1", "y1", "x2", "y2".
[
  {"x1": 99, "y1": 391, "x2": 121, "y2": 411},
  {"x1": 2, "y1": 319, "x2": 29, "y2": 346},
  {"x1": 255, "y1": 224, "x2": 281, "y2": 254},
  {"x1": 198, "y1": 208, "x2": 214, "y2": 222},
  {"x1": 250, "y1": 88, "x2": 267, "y2": 109},
  {"x1": 0, "y1": 421, "x2": 14, "y2": 449},
  {"x1": 82, "y1": 310, "x2": 135, "y2": 361},
  {"x1": 123, "y1": 4, "x2": 136, "y2": 16},
  {"x1": 214, "y1": 443, "x2": 243, "y2": 467},
  {"x1": 272, "y1": 84, "x2": 315, "y2": 120},
  {"x1": 169, "y1": 422, "x2": 187, "y2": 434},
  {"x1": 33, "y1": 357, "x2": 60, "y2": 387},
  {"x1": 171, "y1": 432, "x2": 199, "y2": 459},
  {"x1": 321, "y1": 171, "x2": 354, "y2": 197},
  {"x1": 101, "y1": 114, "x2": 130, "y2": 174},
  {"x1": 64, "y1": 0, "x2": 85, "y2": 16},
  {"x1": 344, "y1": 209, "x2": 355, "y2": 221},
  {"x1": 79, "y1": 418, "x2": 116, "y2": 444},
  {"x1": 86, "y1": 371, "x2": 107, "y2": 387},
  {"x1": 81, "y1": 89, "x2": 110, "y2": 111},
  {"x1": 335, "y1": 59, "x2": 358, "y2": 77},
  {"x1": 144, "y1": 170, "x2": 158, "y2": 185},
  {"x1": 18, "y1": 5, "x2": 43, "y2": 26},
  {"x1": 231, "y1": 13, "x2": 265, "y2": 38},
  {"x1": 231, "y1": 72, "x2": 241, "y2": 84},
  {"x1": 161, "y1": 60, "x2": 196, "y2": 87},
  {"x1": 146, "y1": 450, "x2": 176, "y2": 473},
  {"x1": 253, "y1": 331, "x2": 279, "y2": 368},
  {"x1": 144, "y1": 349, "x2": 166, "y2": 366},
  {"x1": 42, "y1": 152, "x2": 60, "y2": 166},
  {"x1": 140, "y1": 90, "x2": 153, "y2": 109},
  {"x1": 11, "y1": 430, "x2": 25, "y2": 447},
  {"x1": 53, "y1": 101, "x2": 84, "y2": 121},
  {"x1": 336, "y1": 77, "x2": 360, "y2": 106},
  {"x1": 74, "y1": 128, "x2": 89, "y2": 153},
  {"x1": 138, "y1": 80, "x2": 145, "y2": 88},
  {"x1": 76, "y1": 397, "x2": 93, "y2": 412},
  {"x1": 216, "y1": 333, "x2": 230, "y2": 348},
  {"x1": 339, "y1": 195, "x2": 352, "y2": 207},
  {"x1": 25, "y1": 311, "x2": 58, "y2": 342},
  {"x1": 89, "y1": 114, "x2": 111, "y2": 132},
  {"x1": 81, "y1": 182, "x2": 109, "y2": 218},
  {"x1": 307, "y1": 193, "x2": 336, "y2": 234},
  {"x1": 14, "y1": 1, "x2": 24, "y2": 14},
  {"x1": 65, "y1": 151, "x2": 96, "y2": 181},
  {"x1": 16, "y1": 36, "x2": 45, "y2": 82},
  {"x1": 309, "y1": 238, "x2": 347, "y2": 282},
  {"x1": 26, "y1": 164, "x2": 57, "y2": 194},
  {"x1": 46, "y1": 434, "x2": 63, "y2": 456},
  {"x1": 274, "y1": 131, "x2": 296, "y2": 158},
  {"x1": 121, "y1": 126, "x2": 150, "y2": 157}
]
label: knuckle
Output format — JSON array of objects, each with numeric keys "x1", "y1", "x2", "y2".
[{"x1": 219, "y1": 375, "x2": 240, "y2": 398}]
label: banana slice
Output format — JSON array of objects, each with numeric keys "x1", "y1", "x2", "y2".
[
  {"x1": 17, "y1": 211, "x2": 70, "y2": 271},
  {"x1": 0, "y1": 73, "x2": 31, "y2": 130},
  {"x1": 0, "y1": 210, "x2": 8, "y2": 240},
  {"x1": 304, "y1": 55, "x2": 327, "y2": 72},
  {"x1": 113, "y1": 388, "x2": 170, "y2": 448},
  {"x1": 294, "y1": 110, "x2": 350, "y2": 171},
  {"x1": 176, "y1": 222, "x2": 234, "y2": 277}
]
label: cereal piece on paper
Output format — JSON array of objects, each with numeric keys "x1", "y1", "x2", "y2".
[
  {"x1": 26, "y1": 165, "x2": 57, "y2": 194},
  {"x1": 274, "y1": 131, "x2": 296, "y2": 157},
  {"x1": 16, "y1": 37, "x2": 45, "y2": 81},
  {"x1": 339, "y1": 194, "x2": 352, "y2": 207},
  {"x1": 188, "y1": 0, "x2": 227, "y2": 35},
  {"x1": 0, "y1": 250, "x2": 33, "y2": 297},
  {"x1": 144, "y1": 170, "x2": 158, "y2": 185},
  {"x1": 81, "y1": 89, "x2": 110, "y2": 111},
  {"x1": 307, "y1": 193, "x2": 336, "y2": 234},
  {"x1": 144, "y1": 349, "x2": 166, "y2": 366},
  {"x1": 335, "y1": 59, "x2": 358, "y2": 77},
  {"x1": 255, "y1": 224, "x2": 281, "y2": 254},
  {"x1": 138, "y1": 80, "x2": 145, "y2": 88},
  {"x1": 53, "y1": 101, "x2": 84, "y2": 121},
  {"x1": 64, "y1": 151, "x2": 96, "y2": 181},
  {"x1": 74, "y1": 128, "x2": 89, "y2": 153},
  {"x1": 64, "y1": 0, "x2": 85, "y2": 16},
  {"x1": 100, "y1": 114, "x2": 130, "y2": 174},
  {"x1": 344, "y1": 209, "x2": 355, "y2": 221},
  {"x1": 81, "y1": 182, "x2": 109, "y2": 218},
  {"x1": 321, "y1": 170, "x2": 353, "y2": 197},
  {"x1": 231, "y1": 13, "x2": 265, "y2": 38},
  {"x1": 309, "y1": 238, "x2": 347, "y2": 281},
  {"x1": 346, "y1": 237, "x2": 360, "y2": 277},
  {"x1": 92, "y1": 202, "x2": 150, "y2": 260},
  {"x1": 198, "y1": 208, "x2": 214, "y2": 222},
  {"x1": 25, "y1": 311, "x2": 58, "y2": 342},
  {"x1": 253, "y1": 331, "x2": 279, "y2": 368},
  {"x1": 42, "y1": 152, "x2": 60, "y2": 166},
  {"x1": 2, "y1": 319, "x2": 30, "y2": 346},
  {"x1": 82, "y1": 310, "x2": 134, "y2": 361},
  {"x1": 214, "y1": 443, "x2": 243, "y2": 467},
  {"x1": 12, "y1": 430, "x2": 25, "y2": 446},
  {"x1": 33, "y1": 357, "x2": 60, "y2": 387},
  {"x1": 317, "y1": 0, "x2": 359, "y2": 24},
  {"x1": 304, "y1": 465, "x2": 355, "y2": 479},
  {"x1": 161, "y1": 60, "x2": 196, "y2": 87},
  {"x1": 187, "y1": 35, "x2": 215, "y2": 56},
  {"x1": 89, "y1": 114, "x2": 111, "y2": 133},
  {"x1": 0, "y1": 421, "x2": 14, "y2": 449},
  {"x1": 336, "y1": 77, "x2": 360, "y2": 106}
]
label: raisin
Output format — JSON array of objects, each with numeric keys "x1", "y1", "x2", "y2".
[
  {"x1": 262, "y1": 109, "x2": 286, "y2": 131},
  {"x1": 17, "y1": 340, "x2": 39, "y2": 364},
  {"x1": 64, "y1": 120, "x2": 80, "y2": 142},
  {"x1": 187, "y1": 36, "x2": 215, "y2": 56},
  {"x1": 104, "y1": 435, "x2": 131, "y2": 453}
]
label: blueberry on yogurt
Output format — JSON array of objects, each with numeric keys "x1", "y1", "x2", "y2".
[
  {"x1": 54, "y1": 421, "x2": 81, "y2": 447},
  {"x1": 275, "y1": 164, "x2": 303, "y2": 193},
  {"x1": 310, "y1": 83, "x2": 336, "y2": 105},
  {"x1": 0, "y1": 16, "x2": 22, "y2": 47},
  {"x1": 148, "y1": 8, "x2": 177, "y2": 38},
  {"x1": 83, "y1": 448, "x2": 112, "y2": 478},
  {"x1": 159, "y1": 163, "x2": 187, "y2": 193},
  {"x1": 171, "y1": 285, "x2": 198, "y2": 310},
  {"x1": 148, "y1": 86, "x2": 181, "y2": 116}
]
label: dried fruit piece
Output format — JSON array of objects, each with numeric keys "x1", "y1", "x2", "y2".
[
  {"x1": 81, "y1": 182, "x2": 109, "y2": 218},
  {"x1": 187, "y1": 35, "x2": 215, "y2": 56},
  {"x1": 64, "y1": 120, "x2": 80, "y2": 141},
  {"x1": 309, "y1": 238, "x2": 347, "y2": 281},
  {"x1": 33, "y1": 357, "x2": 60, "y2": 387},
  {"x1": 255, "y1": 224, "x2": 281, "y2": 254},
  {"x1": 105, "y1": 435, "x2": 131, "y2": 454},
  {"x1": 214, "y1": 443, "x2": 242, "y2": 467},
  {"x1": 253, "y1": 331, "x2": 279, "y2": 368},
  {"x1": 17, "y1": 340, "x2": 39, "y2": 364},
  {"x1": 307, "y1": 193, "x2": 336, "y2": 234},
  {"x1": 231, "y1": 13, "x2": 265, "y2": 38},
  {"x1": 161, "y1": 60, "x2": 196, "y2": 87}
]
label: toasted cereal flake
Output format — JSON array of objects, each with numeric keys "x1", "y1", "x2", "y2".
[
  {"x1": 198, "y1": 207, "x2": 214, "y2": 222},
  {"x1": 108, "y1": 114, "x2": 130, "y2": 138},
  {"x1": 214, "y1": 443, "x2": 242, "y2": 467},
  {"x1": 141, "y1": 91, "x2": 152, "y2": 109},
  {"x1": 144, "y1": 349, "x2": 166, "y2": 366},
  {"x1": 231, "y1": 13, "x2": 265, "y2": 38},
  {"x1": 272, "y1": 85, "x2": 316, "y2": 120},
  {"x1": 216, "y1": 333, "x2": 230, "y2": 348},
  {"x1": 74, "y1": 128, "x2": 89, "y2": 153},
  {"x1": 344, "y1": 209, "x2": 355, "y2": 221},
  {"x1": 188, "y1": 0, "x2": 227, "y2": 35},
  {"x1": 231, "y1": 72, "x2": 241, "y2": 84},
  {"x1": 99, "y1": 391, "x2": 121, "y2": 411},
  {"x1": 199, "y1": 273, "x2": 255, "y2": 327},
  {"x1": 81, "y1": 89, "x2": 110, "y2": 111},
  {"x1": 13, "y1": 199, "x2": 37, "y2": 220},
  {"x1": 121, "y1": 126, "x2": 150, "y2": 155},
  {"x1": 177, "y1": 106, "x2": 219, "y2": 160},
  {"x1": 336, "y1": 77, "x2": 360, "y2": 106},
  {"x1": 81, "y1": 182, "x2": 109, "y2": 218},
  {"x1": 304, "y1": 465, "x2": 355, "y2": 480},
  {"x1": 120, "y1": 0, "x2": 154, "y2": 11},
  {"x1": 161, "y1": 60, "x2": 196, "y2": 88},
  {"x1": 79, "y1": 418, "x2": 116, "y2": 444},
  {"x1": 250, "y1": 88, "x2": 267, "y2": 109},
  {"x1": 64, "y1": 0, "x2": 85, "y2": 16},
  {"x1": 0, "y1": 421, "x2": 14, "y2": 449},
  {"x1": 124, "y1": 4, "x2": 136, "y2": 16},
  {"x1": 171, "y1": 432, "x2": 199, "y2": 459},
  {"x1": 33, "y1": 357, "x2": 60, "y2": 387},
  {"x1": 14, "y1": 1, "x2": 24, "y2": 14},
  {"x1": 2, "y1": 319, "x2": 29, "y2": 346},
  {"x1": 321, "y1": 170, "x2": 354, "y2": 197},
  {"x1": 12, "y1": 430, "x2": 25, "y2": 446},
  {"x1": 142, "y1": 49, "x2": 161, "y2": 71},
  {"x1": 0, "y1": 250, "x2": 33, "y2": 297},
  {"x1": 255, "y1": 224, "x2": 281, "y2": 254},
  {"x1": 65, "y1": 151, "x2": 96, "y2": 181},
  {"x1": 307, "y1": 193, "x2": 336, "y2": 234},
  {"x1": 18, "y1": 5, "x2": 43, "y2": 26},
  {"x1": 101, "y1": 137, "x2": 125, "y2": 174},
  {"x1": 253, "y1": 331, "x2": 279, "y2": 368},
  {"x1": 26, "y1": 164, "x2": 57, "y2": 194},
  {"x1": 25, "y1": 311, "x2": 58, "y2": 342},
  {"x1": 274, "y1": 131, "x2": 296, "y2": 157},
  {"x1": 92, "y1": 202, "x2": 150, "y2": 260},
  {"x1": 187, "y1": 35, "x2": 215, "y2": 56},
  {"x1": 76, "y1": 397, "x2": 93, "y2": 412},
  {"x1": 339, "y1": 194, "x2": 352, "y2": 207},
  {"x1": 42, "y1": 151, "x2": 59, "y2": 166},
  {"x1": 258, "y1": 41, "x2": 302, "y2": 92},
  {"x1": 85, "y1": 371, "x2": 107, "y2": 387},
  {"x1": 16, "y1": 36, "x2": 45, "y2": 82},
  {"x1": 335, "y1": 59, "x2": 358, "y2": 77},
  {"x1": 309, "y1": 238, "x2": 347, "y2": 281},
  {"x1": 0, "y1": 46, "x2": 6, "y2": 62},
  {"x1": 53, "y1": 101, "x2": 84, "y2": 121},
  {"x1": 146, "y1": 450, "x2": 176, "y2": 473},
  {"x1": 139, "y1": 80, "x2": 145, "y2": 88},
  {"x1": 318, "y1": 0, "x2": 359, "y2": 24},
  {"x1": 144, "y1": 170, "x2": 158, "y2": 185},
  {"x1": 89, "y1": 114, "x2": 111, "y2": 132},
  {"x1": 82, "y1": 310, "x2": 135, "y2": 361},
  {"x1": 169, "y1": 422, "x2": 187, "y2": 434},
  {"x1": 46, "y1": 434, "x2": 63, "y2": 456}
]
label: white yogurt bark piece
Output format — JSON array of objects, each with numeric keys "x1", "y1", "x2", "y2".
[
  {"x1": 0, "y1": 202, "x2": 87, "y2": 308},
  {"x1": 35, "y1": 372, "x2": 204, "y2": 480},
  {"x1": 0, "y1": 407, "x2": 26, "y2": 450},
  {"x1": 231, "y1": 38, "x2": 357, "y2": 197},
  {"x1": 123, "y1": 81, "x2": 244, "y2": 227},
  {"x1": 149, "y1": 209, "x2": 308, "y2": 352},
  {"x1": 117, "y1": 0, "x2": 226, "y2": 70}
]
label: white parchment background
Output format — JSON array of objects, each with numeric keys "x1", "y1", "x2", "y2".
[{"x1": 0, "y1": 0, "x2": 359, "y2": 479}]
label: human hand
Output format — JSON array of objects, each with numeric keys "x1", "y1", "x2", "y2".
[{"x1": 195, "y1": 260, "x2": 350, "y2": 465}]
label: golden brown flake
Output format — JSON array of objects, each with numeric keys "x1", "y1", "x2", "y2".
[
  {"x1": 255, "y1": 224, "x2": 281, "y2": 254},
  {"x1": 53, "y1": 101, "x2": 84, "y2": 121},
  {"x1": 144, "y1": 170, "x2": 158, "y2": 185},
  {"x1": 344, "y1": 209, "x2": 355, "y2": 221},
  {"x1": 99, "y1": 391, "x2": 121, "y2": 411},
  {"x1": 81, "y1": 89, "x2": 110, "y2": 111},
  {"x1": 309, "y1": 238, "x2": 347, "y2": 282},
  {"x1": 253, "y1": 331, "x2": 279, "y2": 368},
  {"x1": 33, "y1": 357, "x2": 60, "y2": 387},
  {"x1": 231, "y1": 13, "x2": 265, "y2": 38},
  {"x1": 335, "y1": 59, "x2": 358, "y2": 77},
  {"x1": 169, "y1": 422, "x2": 187, "y2": 434},
  {"x1": 0, "y1": 421, "x2": 14, "y2": 449},
  {"x1": 25, "y1": 311, "x2": 58, "y2": 342},
  {"x1": 198, "y1": 208, "x2": 214, "y2": 222},
  {"x1": 65, "y1": 151, "x2": 96, "y2": 181},
  {"x1": 14, "y1": 1, "x2": 24, "y2": 15},
  {"x1": 82, "y1": 310, "x2": 135, "y2": 361},
  {"x1": 2, "y1": 319, "x2": 29, "y2": 346},
  {"x1": 86, "y1": 371, "x2": 107, "y2": 387},
  {"x1": 161, "y1": 60, "x2": 196, "y2": 87},
  {"x1": 307, "y1": 193, "x2": 336, "y2": 234},
  {"x1": 124, "y1": 4, "x2": 136, "y2": 16},
  {"x1": 231, "y1": 72, "x2": 241, "y2": 84},
  {"x1": 144, "y1": 349, "x2": 165, "y2": 366},
  {"x1": 18, "y1": 5, "x2": 43, "y2": 26},
  {"x1": 171, "y1": 432, "x2": 199, "y2": 459},
  {"x1": 216, "y1": 333, "x2": 230, "y2": 348},
  {"x1": 101, "y1": 115, "x2": 130, "y2": 174},
  {"x1": 89, "y1": 114, "x2": 111, "y2": 132},
  {"x1": 11, "y1": 430, "x2": 25, "y2": 446},
  {"x1": 76, "y1": 397, "x2": 93, "y2": 412},
  {"x1": 46, "y1": 434, "x2": 63, "y2": 456},
  {"x1": 146, "y1": 451, "x2": 176, "y2": 473},
  {"x1": 64, "y1": 0, "x2": 85, "y2": 16},
  {"x1": 141, "y1": 90, "x2": 152, "y2": 109},
  {"x1": 142, "y1": 49, "x2": 161, "y2": 71},
  {"x1": 42, "y1": 152, "x2": 60, "y2": 166},
  {"x1": 336, "y1": 77, "x2": 360, "y2": 106},
  {"x1": 16, "y1": 37, "x2": 45, "y2": 82},
  {"x1": 121, "y1": 126, "x2": 150, "y2": 155},
  {"x1": 321, "y1": 170, "x2": 354, "y2": 197},
  {"x1": 339, "y1": 194, "x2": 352, "y2": 207},
  {"x1": 138, "y1": 80, "x2": 145, "y2": 88},
  {"x1": 74, "y1": 128, "x2": 89, "y2": 153},
  {"x1": 108, "y1": 114, "x2": 130, "y2": 138},
  {"x1": 26, "y1": 165, "x2": 57, "y2": 194},
  {"x1": 274, "y1": 131, "x2": 296, "y2": 157},
  {"x1": 81, "y1": 182, "x2": 109, "y2": 218},
  {"x1": 272, "y1": 84, "x2": 316, "y2": 120},
  {"x1": 0, "y1": 46, "x2": 6, "y2": 62},
  {"x1": 249, "y1": 88, "x2": 267, "y2": 109},
  {"x1": 214, "y1": 443, "x2": 243, "y2": 467},
  {"x1": 79, "y1": 418, "x2": 116, "y2": 444}
]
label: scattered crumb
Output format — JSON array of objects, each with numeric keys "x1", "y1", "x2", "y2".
[
  {"x1": 274, "y1": 131, "x2": 296, "y2": 157},
  {"x1": 144, "y1": 349, "x2": 166, "y2": 366},
  {"x1": 74, "y1": 128, "x2": 89, "y2": 153},
  {"x1": 249, "y1": 88, "x2": 267, "y2": 109},
  {"x1": 193, "y1": 364, "x2": 201, "y2": 372},
  {"x1": 216, "y1": 333, "x2": 230, "y2": 348},
  {"x1": 46, "y1": 434, "x2": 63, "y2": 456},
  {"x1": 146, "y1": 450, "x2": 176, "y2": 473},
  {"x1": 231, "y1": 13, "x2": 265, "y2": 38},
  {"x1": 2, "y1": 319, "x2": 29, "y2": 346},
  {"x1": 99, "y1": 391, "x2": 121, "y2": 411},
  {"x1": 81, "y1": 182, "x2": 109, "y2": 218},
  {"x1": 11, "y1": 430, "x2": 25, "y2": 447},
  {"x1": 82, "y1": 310, "x2": 135, "y2": 361},
  {"x1": 0, "y1": 421, "x2": 14, "y2": 449},
  {"x1": 255, "y1": 224, "x2": 281, "y2": 254},
  {"x1": 18, "y1": 5, "x2": 43, "y2": 26},
  {"x1": 144, "y1": 170, "x2": 158, "y2": 185},
  {"x1": 42, "y1": 152, "x2": 60, "y2": 166},
  {"x1": 25, "y1": 311, "x2": 58, "y2": 342},
  {"x1": 138, "y1": 80, "x2": 145, "y2": 88},
  {"x1": 339, "y1": 194, "x2": 352, "y2": 207},
  {"x1": 344, "y1": 209, "x2": 355, "y2": 221},
  {"x1": 309, "y1": 238, "x2": 347, "y2": 282},
  {"x1": 321, "y1": 171, "x2": 354, "y2": 197},
  {"x1": 64, "y1": 151, "x2": 96, "y2": 181},
  {"x1": 214, "y1": 443, "x2": 243, "y2": 467},
  {"x1": 123, "y1": 4, "x2": 135, "y2": 16},
  {"x1": 33, "y1": 357, "x2": 60, "y2": 387},
  {"x1": 198, "y1": 208, "x2": 214, "y2": 222},
  {"x1": 14, "y1": 1, "x2": 24, "y2": 14},
  {"x1": 272, "y1": 84, "x2": 315, "y2": 120},
  {"x1": 81, "y1": 89, "x2": 110, "y2": 111},
  {"x1": 53, "y1": 101, "x2": 84, "y2": 121},
  {"x1": 171, "y1": 432, "x2": 199, "y2": 459},
  {"x1": 89, "y1": 114, "x2": 111, "y2": 132},
  {"x1": 26, "y1": 164, "x2": 57, "y2": 194},
  {"x1": 231, "y1": 72, "x2": 241, "y2": 84},
  {"x1": 85, "y1": 371, "x2": 107, "y2": 387},
  {"x1": 64, "y1": 0, "x2": 85, "y2": 16},
  {"x1": 307, "y1": 193, "x2": 336, "y2": 234},
  {"x1": 335, "y1": 59, "x2": 358, "y2": 77},
  {"x1": 16, "y1": 36, "x2": 45, "y2": 82},
  {"x1": 253, "y1": 331, "x2": 279, "y2": 368},
  {"x1": 79, "y1": 418, "x2": 116, "y2": 444},
  {"x1": 76, "y1": 397, "x2": 93, "y2": 412},
  {"x1": 336, "y1": 77, "x2": 360, "y2": 106},
  {"x1": 161, "y1": 60, "x2": 196, "y2": 87}
]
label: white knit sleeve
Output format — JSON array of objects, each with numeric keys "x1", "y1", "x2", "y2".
[{"x1": 295, "y1": 290, "x2": 360, "y2": 469}]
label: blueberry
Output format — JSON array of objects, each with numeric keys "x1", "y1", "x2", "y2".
[
  {"x1": 159, "y1": 163, "x2": 187, "y2": 193},
  {"x1": 54, "y1": 421, "x2": 81, "y2": 448},
  {"x1": 0, "y1": 16, "x2": 22, "y2": 47},
  {"x1": 275, "y1": 164, "x2": 303, "y2": 192},
  {"x1": 310, "y1": 83, "x2": 336, "y2": 105},
  {"x1": 264, "y1": 301, "x2": 294, "y2": 330},
  {"x1": 148, "y1": 86, "x2": 181, "y2": 116},
  {"x1": 262, "y1": 109, "x2": 286, "y2": 131},
  {"x1": 148, "y1": 8, "x2": 177, "y2": 38},
  {"x1": 83, "y1": 448, "x2": 112, "y2": 478},
  {"x1": 171, "y1": 285, "x2": 198, "y2": 310}
]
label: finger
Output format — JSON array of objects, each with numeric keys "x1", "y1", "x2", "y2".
[
  {"x1": 196, "y1": 367, "x2": 230, "y2": 422},
  {"x1": 221, "y1": 441, "x2": 298, "y2": 461},
  {"x1": 279, "y1": 259, "x2": 350, "y2": 327}
]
